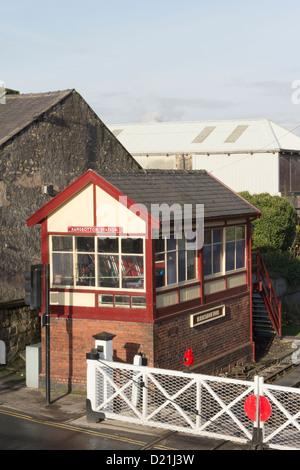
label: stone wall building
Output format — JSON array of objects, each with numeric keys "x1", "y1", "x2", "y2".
[{"x1": 0, "y1": 89, "x2": 140, "y2": 303}]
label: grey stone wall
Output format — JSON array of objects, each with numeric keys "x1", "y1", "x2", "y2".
[
  {"x1": 0, "y1": 301, "x2": 41, "y2": 363},
  {"x1": 271, "y1": 277, "x2": 300, "y2": 321},
  {"x1": 0, "y1": 90, "x2": 140, "y2": 302}
]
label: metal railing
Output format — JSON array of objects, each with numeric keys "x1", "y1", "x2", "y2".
[{"x1": 252, "y1": 248, "x2": 281, "y2": 337}]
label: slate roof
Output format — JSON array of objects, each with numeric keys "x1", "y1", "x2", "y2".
[
  {"x1": 102, "y1": 169, "x2": 260, "y2": 220},
  {"x1": 27, "y1": 169, "x2": 261, "y2": 228},
  {"x1": 0, "y1": 89, "x2": 73, "y2": 146}
]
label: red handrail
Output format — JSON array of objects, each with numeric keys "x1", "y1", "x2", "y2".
[{"x1": 253, "y1": 248, "x2": 282, "y2": 337}]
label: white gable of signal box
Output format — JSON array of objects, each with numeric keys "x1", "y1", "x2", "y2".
[{"x1": 108, "y1": 119, "x2": 300, "y2": 199}]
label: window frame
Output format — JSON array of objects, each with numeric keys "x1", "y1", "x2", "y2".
[
  {"x1": 155, "y1": 234, "x2": 198, "y2": 290},
  {"x1": 50, "y1": 235, "x2": 146, "y2": 292},
  {"x1": 203, "y1": 225, "x2": 247, "y2": 280}
]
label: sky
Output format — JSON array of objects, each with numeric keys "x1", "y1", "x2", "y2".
[{"x1": 2, "y1": 0, "x2": 300, "y2": 133}]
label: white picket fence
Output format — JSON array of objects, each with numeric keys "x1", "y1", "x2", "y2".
[{"x1": 86, "y1": 358, "x2": 300, "y2": 450}]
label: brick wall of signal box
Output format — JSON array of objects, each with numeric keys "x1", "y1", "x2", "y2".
[
  {"x1": 39, "y1": 293, "x2": 252, "y2": 391},
  {"x1": 39, "y1": 317, "x2": 155, "y2": 392},
  {"x1": 153, "y1": 293, "x2": 253, "y2": 375}
]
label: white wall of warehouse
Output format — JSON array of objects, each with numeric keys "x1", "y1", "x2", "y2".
[{"x1": 192, "y1": 152, "x2": 280, "y2": 196}]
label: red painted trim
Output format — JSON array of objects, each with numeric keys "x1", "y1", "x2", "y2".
[
  {"x1": 40, "y1": 220, "x2": 48, "y2": 315},
  {"x1": 198, "y1": 249, "x2": 205, "y2": 305},
  {"x1": 247, "y1": 220, "x2": 255, "y2": 361},
  {"x1": 50, "y1": 288, "x2": 147, "y2": 296},
  {"x1": 47, "y1": 231, "x2": 148, "y2": 237},
  {"x1": 204, "y1": 270, "x2": 247, "y2": 284},
  {"x1": 144, "y1": 236, "x2": 155, "y2": 322},
  {"x1": 156, "y1": 285, "x2": 248, "y2": 319},
  {"x1": 156, "y1": 280, "x2": 201, "y2": 296},
  {"x1": 27, "y1": 169, "x2": 160, "y2": 231},
  {"x1": 205, "y1": 285, "x2": 248, "y2": 304},
  {"x1": 49, "y1": 305, "x2": 153, "y2": 323}
]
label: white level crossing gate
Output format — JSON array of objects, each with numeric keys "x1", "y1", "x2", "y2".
[{"x1": 86, "y1": 358, "x2": 300, "y2": 450}]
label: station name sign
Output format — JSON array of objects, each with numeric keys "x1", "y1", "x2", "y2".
[
  {"x1": 68, "y1": 226, "x2": 122, "y2": 234},
  {"x1": 190, "y1": 305, "x2": 225, "y2": 328}
]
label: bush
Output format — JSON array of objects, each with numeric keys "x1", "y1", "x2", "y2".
[
  {"x1": 259, "y1": 248, "x2": 300, "y2": 286},
  {"x1": 240, "y1": 192, "x2": 297, "y2": 252}
]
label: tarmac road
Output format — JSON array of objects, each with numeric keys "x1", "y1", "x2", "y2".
[{"x1": 0, "y1": 369, "x2": 251, "y2": 452}]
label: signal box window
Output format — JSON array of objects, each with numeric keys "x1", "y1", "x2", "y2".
[{"x1": 51, "y1": 236, "x2": 144, "y2": 291}]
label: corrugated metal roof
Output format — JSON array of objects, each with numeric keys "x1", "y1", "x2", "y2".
[{"x1": 108, "y1": 119, "x2": 300, "y2": 155}]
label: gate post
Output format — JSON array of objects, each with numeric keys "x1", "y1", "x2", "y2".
[
  {"x1": 93, "y1": 332, "x2": 115, "y2": 360},
  {"x1": 251, "y1": 376, "x2": 264, "y2": 450},
  {"x1": 86, "y1": 332, "x2": 116, "y2": 423}
]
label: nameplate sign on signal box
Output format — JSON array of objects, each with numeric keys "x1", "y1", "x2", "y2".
[
  {"x1": 68, "y1": 226, "x2": 122, "y2": 234},
  {"x1": 190, "y1": 305, "x2": 225, "y2": 328}
]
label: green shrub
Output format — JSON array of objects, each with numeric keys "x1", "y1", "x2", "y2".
[{"x1": 240, "y1": 192, "x2": 297, "y2": 252}]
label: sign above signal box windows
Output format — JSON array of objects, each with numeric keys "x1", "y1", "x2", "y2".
[
  {"x1": 190, "y1": 305, "x2": 225, "y2": 328},
  {"x1": 68, "y1": 226, "x2": 122, "y2": 234}
]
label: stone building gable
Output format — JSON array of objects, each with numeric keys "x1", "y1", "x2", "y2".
[{"x1": 0, "y1": 90, "x2": 140, "y2": 302}]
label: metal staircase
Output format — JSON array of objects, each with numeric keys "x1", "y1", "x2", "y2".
[{"x1": 252, "y1": 249, "x2": 282, "y2": 337}]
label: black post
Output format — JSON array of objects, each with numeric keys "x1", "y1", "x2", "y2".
[{"x1": 45, "y1": 264, "x2": 50, "y2": 405}]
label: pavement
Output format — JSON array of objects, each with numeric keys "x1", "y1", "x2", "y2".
[
  {"x1": 0, "y1": 369, "x2": 87, "y2": 423},
  {"x1": 0, "y1": 368, "x2": 253, "y2": 451}
]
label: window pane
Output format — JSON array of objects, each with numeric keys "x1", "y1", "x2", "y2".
[
  {"x1": 132, "y1": 296, "x2": 146, "y2": 308},
  {"x1": 155, "y1": 238, "x2": 165, "y2": 253},
  {"x1": 226, "y1": 241, "x2": 235, "y2": 271},
  {"x1": 155, "y1": 264, "x2": 165, "y2": 288},
  {"x1": 178, "y1": 236, "x2": 185, "y2": 251},
  {"x1": 226, "y1": 227, "x2": 235, "y2": 242},
  {"x1": 213, "y1": 229, "x2": 222, "y2": 244},
  {"x1": 76, "y1": 237, "x2": 94, "y2": 252},
  {"x1": 98, "y1": 237, "x2": 118, "y2": 253},
  {"x1": 167, "y1": 252, "x2": 176, "y2": 284},
  {"x1": 52, "y1": 252, "x2": 73, "y2": 286},
  {"x1": 203, "y1": 245, "x2": 212, "y2": 277},
  {"x1": 204, "y1": 230, "x2": 211, "y2": 245},
  {"x1": 121, "y1": 255, "x2": 144, "y2": 289},
  {"x1": 187, "y1": 250, "x2": 196, "y2": 280},
  {"x1": 236, "y1": 240, "x2": 245, "y2": 269},
  {"x1": 167, "y1": 235, "x2": 176, "y2": 251},
  {"x1": 213, "y1": 243, "x2": 222, "y2": 274},
  {"x1": 52, "y1": 236, "x2": 73, "y2": 252},
  {"x1": 121, "y1": 238, "x2": 143, "y2": 254},
  {"x1": 98, "y1": 254, "x2": 119, "y2": 288},
  {"x1": 115, "y1": 296, "x2": 130, "y2": 308},
  {"x1": 98, "y1": 294, "x2": 113, "y2": 307},
  {"x1": 76, "y1": 253, "x2": 95, "y2": 286},
  {"x1": 236, "y1": 226, "x2": 245, "y2": 240},
  {"x1": 178, "y1": 250, "x2": 186, "y2": 283}
]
